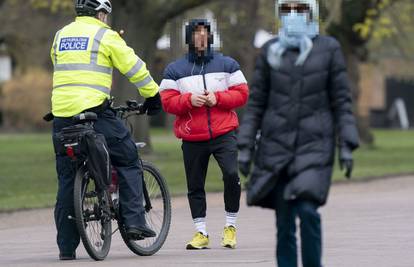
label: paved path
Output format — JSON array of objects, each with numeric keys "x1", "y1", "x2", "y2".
[{"x1": 1, "y1": 176, "x2": 413, "y2": 267}]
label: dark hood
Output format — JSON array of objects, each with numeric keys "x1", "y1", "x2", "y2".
[{"x1": 185, "y1": 18, "x2": 214, "y2": 64}]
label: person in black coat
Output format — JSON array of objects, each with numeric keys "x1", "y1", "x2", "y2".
[{"x1": 237, "y1": 0, "x2": 359, "y2": 266}]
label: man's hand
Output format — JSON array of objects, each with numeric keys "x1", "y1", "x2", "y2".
[
  {"x1": 238, "y1": 149, "x2": 252, "y2": 177},
  {"x1": 339, "y1": 145, "x2": 353, "y2": 179},
  {"x1": 205, "y1": 92, "x2": 217, "y2": 107},
  {"x1": 191, "y1": 94, "x2": 207, "y2": 107},
  {"x1": 143, "y1": 92, "x2": 162, "y2": 116}
]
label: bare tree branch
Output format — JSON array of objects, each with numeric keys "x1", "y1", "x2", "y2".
[
  {"x1": 363, "y1": 0, "x2": 405, "y2": 42},
  {"x1": 387, "y1": 7, "x2": 414, "y2": 60},
  {"x1": 322, "y1": 0, "x2": 343, "y2": 32}
]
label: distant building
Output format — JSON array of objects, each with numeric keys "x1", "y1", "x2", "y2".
[
  {"x1": 359, "y1": 60, "x2": 414, "y2": 129},
  {"x1": 0, "y1": 37, "x2": 11, "y2": 126},
  {"x1": 0, "y1": 40, "x2": 12, "y2": 84}
]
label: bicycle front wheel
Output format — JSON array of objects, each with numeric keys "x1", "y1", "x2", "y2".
[
  {"x1": 74, "y1": 165, "x2": 112, "y2": 261},
  {"x1": 120, "y1": 160, "x2": 171, "y2": 256}
]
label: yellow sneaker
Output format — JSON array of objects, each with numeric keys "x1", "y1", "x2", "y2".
[
  {"x1": 221, "y1": 226, "x2": 237, "y2": 249},
  {"x1": 186, "y1": 232, "x2": 209, "y2": 250}
]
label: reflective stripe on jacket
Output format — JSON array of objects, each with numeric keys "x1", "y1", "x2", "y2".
[{"x1": 51, "y1": 16, "x2": 159, "y2": 117}]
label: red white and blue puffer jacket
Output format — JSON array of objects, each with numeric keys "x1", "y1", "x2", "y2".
[{"x1": 160, "y1": 53, "x2": 249, "y2": 141}]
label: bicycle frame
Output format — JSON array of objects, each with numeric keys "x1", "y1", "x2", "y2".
[
  {"x1": 105, "y1": 100, "x2": 153, "y2": 220},
  {"x1": 69, "y1": 100, "x2": 151, "y2": 223},
  {"x1": 54, "y1": 99, "x2": 170, "y2": 260},
  {"x1": 109, "y1": 158, "x2": 152, "y2": 217}
]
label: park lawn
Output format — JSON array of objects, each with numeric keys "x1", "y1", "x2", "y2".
[{"x1": 0, "y1": 130, "x2": 413, "y2": 212}]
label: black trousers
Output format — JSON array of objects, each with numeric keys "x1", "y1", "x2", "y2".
[
  {"x1": 182, "y1": 131, "x2": 241, "y2": 219},
  {"x1": 52, "y1": 109, "x2": 145, "y2": 255},
  {"x1": 275, "y1": 175, "x2": 322, "y2": 267}
]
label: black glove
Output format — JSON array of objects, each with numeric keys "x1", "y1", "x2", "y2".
[
  {"x1": 339, "y1": 145, "x2": 353, "y2": 179},
  {"x1": 238, "y1": 149, "x2": 252, "y2": 177},
  {"x1": 143, "y1": 93, "x2": 162, "y2": 116}
]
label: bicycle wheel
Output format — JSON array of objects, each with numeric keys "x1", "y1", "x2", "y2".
[
  {"x1": 120, "y1": 160, "x2": 171, "y2": 256},
  {"x1": 74, "y1": 165, "x2": 112, "y2": 261}
]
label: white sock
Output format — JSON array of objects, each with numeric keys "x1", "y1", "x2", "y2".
[
  {"x1": 225, "y1": 212, "x2": 238, "y2": 228},
  {"x1": 193, "y1": 217, "x2": 207, "y2": 236}
]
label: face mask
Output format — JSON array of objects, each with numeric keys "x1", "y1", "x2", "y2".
[{"x1": 281, "y1": 12, "x2": 309, "y2": 36}]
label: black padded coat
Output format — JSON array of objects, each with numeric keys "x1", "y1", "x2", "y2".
[{"x1": 238, "y1": 36, "x2": 359, "y2": 209}]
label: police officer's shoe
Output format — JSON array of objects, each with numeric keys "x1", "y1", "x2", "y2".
[
  {"x1": 126, "y1": 225, "x2": 156, "y2": 240},
  {"x1": 59, "y1": 252, "x2": 76, "y2": 260}
]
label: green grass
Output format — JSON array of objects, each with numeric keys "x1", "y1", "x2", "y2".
[
  {"x1": 0, "y1": 130, "x2": 413, "y2": 211},
  {"x1": 0, "y1": 134, "x2": 57, "y2": 211},
  {"x1": 333, "y1": 130, "x2": 414, "y2": 179}
]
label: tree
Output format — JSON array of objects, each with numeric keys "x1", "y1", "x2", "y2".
[
  {"x1": 320, "y1": 0, "x2": 410, "y2": 144},
  {"x1": 353, "y1": 0, "x2": 414, "y2": 60},
  {"x1": 4, "y1": 0, "x2": 218, "y2": 151},
  {"x1": 212, "y1": 0, "x2": 413, "y2": 145},
  {"x1": 210, "y1": 0, "x2": 263, "y2": 82},
  {"x1": 109, "y1": 0, "x2": 218, "y2": 151},
  {"x1": 4, "y1": 0, "x2": 412, "y2": 145},
  {"x1": 0, "y1": 1, "x2": 74, "y2": 130},
  {"x1": 0, "y1": 1, "x2": 72, "y2": 73}
]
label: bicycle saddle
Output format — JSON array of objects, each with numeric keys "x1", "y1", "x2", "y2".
[{"x1": 73, "y1": 112, "x2": 98, "y2": 124}]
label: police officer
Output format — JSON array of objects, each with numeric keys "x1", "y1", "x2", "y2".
[{"x1": 50, "y1": 0, "x2": 161, "y2": 260}]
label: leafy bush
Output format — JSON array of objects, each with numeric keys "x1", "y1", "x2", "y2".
[{"x1": 1, "y1": 68, "x2": 51, "y2": 130}]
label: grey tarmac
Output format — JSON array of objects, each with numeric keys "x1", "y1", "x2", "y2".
[{"x1": 0, "y1": 175, "x2": 413, "y2": 267}]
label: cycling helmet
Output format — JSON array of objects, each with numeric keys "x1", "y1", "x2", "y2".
[{"x1": 75, "y1": 0, "x2": 112, "y2": 16}]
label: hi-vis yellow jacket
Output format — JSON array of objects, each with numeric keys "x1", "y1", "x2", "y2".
[{"x1": 51, "y1": 16, "x2": 159, "y2": 117}]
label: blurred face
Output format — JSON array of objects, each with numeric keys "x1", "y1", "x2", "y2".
[
  {"x1": 193, "y1": 26, "x2": 209, "y2": 53},
  {"x1": 279, "y1": 1, "x2": 312, "y2": 35},
  {"x1": 279, "y1": 2, "x2": 311, "y2": 17}
]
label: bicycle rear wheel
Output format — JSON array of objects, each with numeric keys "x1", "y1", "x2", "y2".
[
  {"x1": 120, "y1": 160, "x2": 171, "y2": 256},
  {"x1": 74, "y1": 165, "x2": 112, "y2": 261}
]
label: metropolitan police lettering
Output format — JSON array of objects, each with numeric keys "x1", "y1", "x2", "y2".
[{"x1": 59, "y1": 37, "x2": 89, "y2": 51}]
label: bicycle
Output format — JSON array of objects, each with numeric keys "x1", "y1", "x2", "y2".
[{"x1": 59, "y1": 100, "x2": 171, "y2": 261}]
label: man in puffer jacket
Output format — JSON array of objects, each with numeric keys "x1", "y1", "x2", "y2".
[
  {"x1": 237, "y1": 0, "x2": 359, "y2": 266},
  {"x1": 160, "y1": 19, "x2": 249, "y2": 250}
]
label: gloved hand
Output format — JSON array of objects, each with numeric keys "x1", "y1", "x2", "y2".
[
  {"x1": 143, "y1": 93, "x2": 162, "y2": 116},
  {"x1": 238, "y1": 149, "x2": 252, "y2": 177},
  {"x1": 339, "y1": 145, "x2": 353, "y2": 179}
]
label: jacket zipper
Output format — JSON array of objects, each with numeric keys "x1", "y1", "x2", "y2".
[{"x1": 202, "y1": 73, "x2": 213, "y2": 139}]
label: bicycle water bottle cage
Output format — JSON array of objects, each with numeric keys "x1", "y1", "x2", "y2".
[{"x1": 73, "y1": 112, "x2": 98, "y2": 124}]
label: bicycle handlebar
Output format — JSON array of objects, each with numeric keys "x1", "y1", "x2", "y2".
[
  {"x1": 111, "y1": 100, "x2": 146, "y2": 119},
  {"x1": 43, "y1": 99, "x2": 146, "y2": 123}
]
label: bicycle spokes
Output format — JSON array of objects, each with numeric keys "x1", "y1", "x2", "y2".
[
  {"x1": 74, "y1": 168, "x2": 112, "y2": 260},
  {"x1": 83, "y1": 186, "x2": 106, "y2": 249},
  {"x1": 120, "y1": 161, "x2": 171, "y2": 256}
]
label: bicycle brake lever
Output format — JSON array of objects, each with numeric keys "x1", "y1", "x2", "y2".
[{"x1": 137, "y1": 104, "x2": 146, "y2": 114}]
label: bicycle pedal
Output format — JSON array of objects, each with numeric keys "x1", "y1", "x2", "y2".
[{"x1": 127, "y1": 233, "x2": 145, "y2": 241}]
